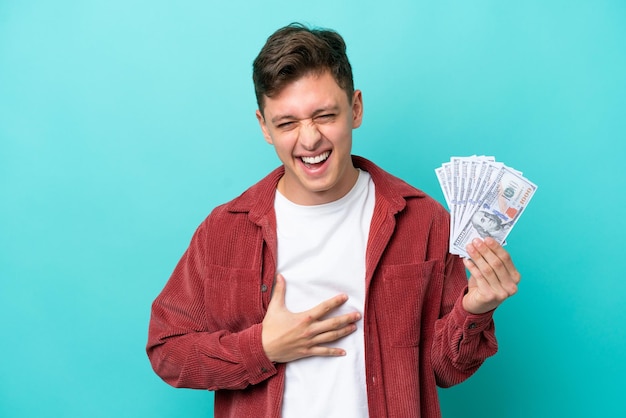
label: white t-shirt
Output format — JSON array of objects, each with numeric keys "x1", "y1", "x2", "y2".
[{"x1": 275, "y1": 170, "x2": 375, "y2": 418}]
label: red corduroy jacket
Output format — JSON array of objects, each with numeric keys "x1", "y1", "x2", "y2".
[{"x1": 147, "y1": 156, "x2": 498, "y2": 417}]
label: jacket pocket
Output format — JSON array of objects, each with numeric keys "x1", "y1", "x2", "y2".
[
  {"x1": 378, "y1": 260, "x2": 439, "y2": 347},
  {"x1": 203, "y1": 264, "x2": 263, "y2": 331}
]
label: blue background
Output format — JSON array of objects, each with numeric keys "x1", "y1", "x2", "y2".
[{"x1": 1, "y1": 1, "x2": 625, "y2": 417}]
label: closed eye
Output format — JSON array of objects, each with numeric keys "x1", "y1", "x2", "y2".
[
  {"x1": 277, "y1": 121, "x2": 296, "y2": 130},
  {"x1": 315, "y1": 114, "x2": 336, "y2": 123}
]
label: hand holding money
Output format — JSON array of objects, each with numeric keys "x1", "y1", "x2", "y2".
[
  {"x1": 435, "y1": 156, "x2": 536, "y2": 313},
  {"x1": 435, "y1": 156, "x2": 537, "y2": 258},
  {"x1": 462, "y1": 237, "x2": 521, "y2": 314}
]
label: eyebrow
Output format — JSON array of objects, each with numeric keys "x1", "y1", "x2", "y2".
[{"x1": 270, "y1": 105, "x2": 340, "y2": 125}]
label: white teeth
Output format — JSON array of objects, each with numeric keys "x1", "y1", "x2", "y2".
[{"x1": 301, "y1": 151, "x2": 330, "y2": 164}]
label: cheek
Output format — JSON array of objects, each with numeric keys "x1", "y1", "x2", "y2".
[
  {"x1": 320, "y1": 124, "x2": 351, "y2": 146},
  {"x1": 271, "y1": 134, "x2": 297, "y2": 155}
]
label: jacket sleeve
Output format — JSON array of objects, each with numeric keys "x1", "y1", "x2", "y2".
[
  {"x1": 431, "y1": 251, "x2": 498, "y2": 388},
  {"x1": 146, "y1": 220, "x2": 277, "y2": 390}
]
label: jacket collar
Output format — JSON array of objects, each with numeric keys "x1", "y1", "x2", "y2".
[{"x1": 226, "y1": 155, "x2": 425, "y2": 222}]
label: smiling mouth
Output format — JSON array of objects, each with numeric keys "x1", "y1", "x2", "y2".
[{"x1": 301, "y1": 151, "x2": 330, "y2": 167}]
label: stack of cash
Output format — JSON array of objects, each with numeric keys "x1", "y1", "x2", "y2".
[{"x1": 435, "y1": 156, "x2": 537, "y2": 258}]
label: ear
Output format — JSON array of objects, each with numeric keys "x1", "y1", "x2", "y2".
[
  {"x1": 256, "y1": 109, "x2": 274, "y2": 145},
  {"x1": 351, "y1": 90, "x2": 363, "y2": 129}
]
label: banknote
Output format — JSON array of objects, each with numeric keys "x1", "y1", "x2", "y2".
[{"x1": 435, "y1": 157, "x2": 537, "y2": 258}]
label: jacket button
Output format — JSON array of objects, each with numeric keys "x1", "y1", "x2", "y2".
[
  {"x1": 468, "y1": 323, "x2": 477, "y2": 329},
  {"x1": 261, "y1": 284, "x2": 268, "y2": 292}
]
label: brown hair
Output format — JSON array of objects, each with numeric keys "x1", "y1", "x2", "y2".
[{"x1": 252, "y1": 23, "x2": 354, "y2": 114}]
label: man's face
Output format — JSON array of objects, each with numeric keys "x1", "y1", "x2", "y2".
[{"x1": 256, "y1": 71, "x2": 363, "y2": 205}]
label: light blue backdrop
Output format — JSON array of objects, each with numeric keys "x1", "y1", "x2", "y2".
[{"x1": 1, "y1": 1, "x2": 625, "y2": 417}]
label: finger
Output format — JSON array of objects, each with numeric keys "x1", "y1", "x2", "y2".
[
  {"x1": 463, "y1": 257, "x2": 514, "y2": 315},
  {"x1": 472, "y1": 238, "x2": 520, "y2": 295},
  {"x1": 463, "y1": 257, "x2": 502, "y2": 298},
  {"x1": 466, "y1": 241, "x2": 517, "y2": 297},
  {"x1": 311, "y1": 322, "x2": 358, "y2": 346},
  {"x1": 306, "y1": 293, "x2": 350, "y2": 320},
  {"x1": 308, "y1": 322, "x2": 360, "y2": 356},
  {"x1": 465, "y1": 240, "x2": 498, "y2": 283},
  {"x1": 483, "y1": 238, "x2": 521, "y2": 285},
  {"x1": 302, "y1": 345, "x2": 348, "y2": 358},
  {"x1": 268, "y1": 273, "x2": 287, "y2": 308},
  {"x1": 310, "y1": 311, "x2": 362, "y2": 336},
  {"x1": 464, "y1": 249, "x2": 512, "y2": 304}
]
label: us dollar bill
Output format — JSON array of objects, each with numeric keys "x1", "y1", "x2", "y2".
[{"x1": 451, "y1": 165, "x2": 537, "y2": 257}]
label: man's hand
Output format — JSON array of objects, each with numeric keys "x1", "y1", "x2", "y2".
[
  {"x1": 462, "y1": 237, "x2": 521, "y2": 314},
  {"x1": 261, "y1": 274, "x2": 362, "y2": 363}
]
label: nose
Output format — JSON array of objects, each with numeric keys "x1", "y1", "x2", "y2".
[{"x1": 299, "y1": 120, "x2": 322, "y2": 151}]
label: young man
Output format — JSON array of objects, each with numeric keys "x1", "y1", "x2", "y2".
[{"x1": 147, "y1": 23, "x2": 520, "y2": 417}]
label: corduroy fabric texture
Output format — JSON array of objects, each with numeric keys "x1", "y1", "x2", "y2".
[{"x1": 147, "y1": 156, "x2": 498, "y2": 418}]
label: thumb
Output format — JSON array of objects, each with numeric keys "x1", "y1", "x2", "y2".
[{"x1": 268, "y1": 273, "x2": 286, "y2": 309}]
